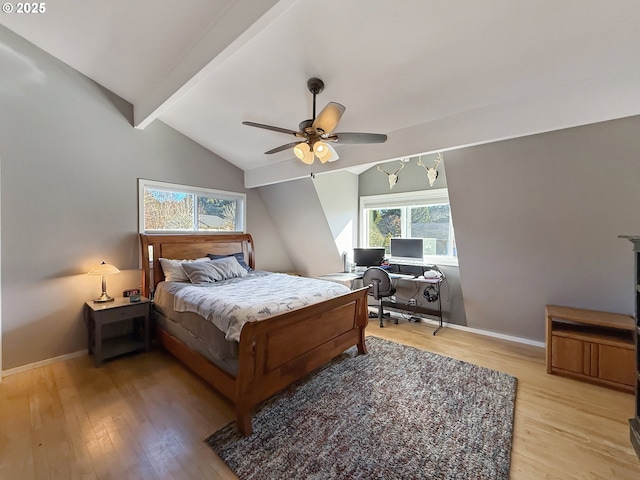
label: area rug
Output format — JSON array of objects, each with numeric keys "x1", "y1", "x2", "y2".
[{"x1": 205, "y1": 336, "x2": 518, "y2": 480}]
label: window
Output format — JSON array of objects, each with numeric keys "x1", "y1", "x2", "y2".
[
  {"x1": 139, "y1": 179, "x2": 246, "y2": 233},
  {"x1": 360, "y1": 189, "x2": 457, "y2": 265}
]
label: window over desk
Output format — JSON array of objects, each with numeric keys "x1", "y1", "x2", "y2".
[{"x1": 360, "y1": 189, "x2": 457, "y2": 266}]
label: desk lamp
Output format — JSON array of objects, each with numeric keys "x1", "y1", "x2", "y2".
[{"x1": 88, "y1": 261, "x2": 120, "y2": 303}]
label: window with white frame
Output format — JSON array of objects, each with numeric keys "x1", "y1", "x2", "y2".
[
  {"x1": 360, "y1": 189, "x2": 457, "y2": 265},
  {"x1": 139, "y1": 179, "x2": 246, "y2": 233}
]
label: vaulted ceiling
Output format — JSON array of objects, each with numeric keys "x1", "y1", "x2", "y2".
[{"x1": 3, "y1": 0, "x2": 640, "y2": 187}]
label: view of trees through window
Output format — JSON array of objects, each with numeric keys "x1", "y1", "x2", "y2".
[
  {"x1": 144, "y1": 189, "x2": 194, "y2": 230},
  {"x1": 365, "y1": 202, "x2": 455, "y2": 257},
  {"x1": 141, "y1": 182, "x2": 244, "y2": 232},
  {"x1": 197, "y1": 196, "x2": 237, "y2": 231},
  {"x1": 409, "y1": 204, "x2": 453, "y2": 255},
  {"x1": 367, "y1": 208, "x2": 401, "y2": 251}
]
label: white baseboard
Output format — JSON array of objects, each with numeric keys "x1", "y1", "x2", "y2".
[
  {"x1": 2, "y1": 349, "x2": 87, "y2": 378},
  {"x1": 423, "y1": 317, "x2": 545, "y2": 348},
  {"x1": 371, "y1": 308, "x2": 545, "y2": 348},
  {"x1": 3, "y1": 311, "x2": 545, "y2": 380}
]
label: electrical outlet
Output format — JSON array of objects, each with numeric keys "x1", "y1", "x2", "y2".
[
  {"x1": 389, "y1": 295, "x2": 396, "y2": 303},
  {"x1": 408, "y1": 298, "x2": 417, "y2": 307}
]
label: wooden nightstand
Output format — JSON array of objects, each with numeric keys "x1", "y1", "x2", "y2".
[{"x1": 84, "y1": 297, "x2": 151, "y2": 367}]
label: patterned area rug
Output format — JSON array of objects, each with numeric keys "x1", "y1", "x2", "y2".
[{"x1": 205, "y1": 336, "x2": 518, "y2": 480}]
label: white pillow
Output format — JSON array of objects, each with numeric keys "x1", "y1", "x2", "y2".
[{"x1": 159, "y1": 257, "x2": 209, "y2": 282}]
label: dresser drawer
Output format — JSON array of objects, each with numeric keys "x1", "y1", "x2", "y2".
[{"x1": 97, "y1": 302, "x2": 148, "y2": 323}]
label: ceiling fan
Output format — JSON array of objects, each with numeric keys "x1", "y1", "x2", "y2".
[{"x1": 242, "y1": 77, "x2": 387, "y2": 165}]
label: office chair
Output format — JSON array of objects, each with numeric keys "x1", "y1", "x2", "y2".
[{"x1": 362, "y1": 267, "x2": 397, "y2": 328}]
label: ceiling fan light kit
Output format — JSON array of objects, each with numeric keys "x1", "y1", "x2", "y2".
[
  {"x1": 294, "y1": 142, "x2": 314, "y2": 164},
  {"x1": 314, "y1": 141, "x2": 330, "y2": 159},
  {"x1": 243, "y1": 77, "x2": 387, "y2": 165}
]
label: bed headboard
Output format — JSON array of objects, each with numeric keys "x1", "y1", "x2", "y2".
[{"x1": 140, "y1": 233, "x2": 255, "y2": 297}]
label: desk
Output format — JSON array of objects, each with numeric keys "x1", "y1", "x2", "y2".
[
  {"x1": 382, "y1": 276, "x2": 444, "y2": 335},
  {"x1": 317, "y1": 272, "x2": 361, "y2": 288},
  {"x1": 318, "y1": 271, "x2": 444, "y2": 334},
  {"x1": 318, "y1": 271, "x2": 417, "y2": 281}
]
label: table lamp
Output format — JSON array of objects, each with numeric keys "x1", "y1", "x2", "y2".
[{"x1": 88, "y1": 261, "x2": 120, "y2": 303}]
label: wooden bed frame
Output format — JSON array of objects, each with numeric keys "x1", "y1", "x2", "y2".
[{"x1": 140, "y1": 233, "x2": 369, "y2": 435}]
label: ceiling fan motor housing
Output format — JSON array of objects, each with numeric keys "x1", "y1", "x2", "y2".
[
  {"x1": 307, "y1": 77, "x2": 324, "y2": 95},
  {"x1": 299, "y1": 119, "x2": 314, "y2": 132}
]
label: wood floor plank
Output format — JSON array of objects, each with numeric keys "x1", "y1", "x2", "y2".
[
  {"x1": 0, "y1": 318, "x2": 638, "y2": 479},
  {"x1": 0, "y1": 370, "x2": 36, "y2": 479}
]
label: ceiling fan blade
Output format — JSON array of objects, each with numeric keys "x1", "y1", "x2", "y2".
[
  {"x1": 329, "y1": 132, "x2": 388, "y2": 144},
  {"x1": 312, "y1": 102, "x2": 346, "y2": 133},
  {"x1": 264, "y1": 142, "x2": 300, "y2": 154},
  {"x1": 242, "y1": 121, "x2": 298, "y2": 136}
]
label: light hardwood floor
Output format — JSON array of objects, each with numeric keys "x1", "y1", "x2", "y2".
[{"x1": 1, "y1": 320, "x2": 639, "y2": 479}]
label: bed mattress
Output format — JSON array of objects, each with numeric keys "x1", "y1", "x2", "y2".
[{"x1": 154, "y1": 284, "x2": 240, "y2": 375}]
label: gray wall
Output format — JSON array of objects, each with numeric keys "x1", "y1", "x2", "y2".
[
  {"x1": 358, "y1": 154, "x2": 448, "y2": 196},
  {"x1": 358, "y1": 154, "x2": 467, "y2": 328},
  {"x1": 0, "y1": 26, "x2": 292, "y2": 369},
  {"x1": 445, "y1": 115, "x2": 640, "y2": 341},
  {"x1": 313, "y1": 170, "x2": 359, "y2": 263},
  {"x1": 258, "y1": 177, "x2": 343, "y2": 277}
]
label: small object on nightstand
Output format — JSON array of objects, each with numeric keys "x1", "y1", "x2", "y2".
[
  {"x1": 84, "y1": 296, "x2": 150, "y2": 367},
  {"x1": 124, "y1": 288, "x2": 141, "y2": 302}
]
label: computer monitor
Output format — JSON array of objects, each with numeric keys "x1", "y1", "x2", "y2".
[
  {"x1": 353, "y1": 248, "x2": 386, "y2": 267},
  {"x1": 390, "y1": 238, "x2": 424, "y2": 259}
]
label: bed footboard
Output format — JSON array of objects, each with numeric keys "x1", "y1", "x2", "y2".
[
  {"x1": 234, "y1": 286, "x2": 369, "y2": 435},
  {"x1": 154, "y1": 286, "x2": 369, "y2": 436}
]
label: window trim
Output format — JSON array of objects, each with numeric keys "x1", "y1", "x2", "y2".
[
  {"x1": 359, "y1": 188, "x2": 458, "y2": 266},
  {"x1": 138, "y1": 179, "x2": 246, "y2": 234}
]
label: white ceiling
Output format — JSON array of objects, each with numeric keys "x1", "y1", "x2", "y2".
[{"x1": 3, "y1": 0, "x2": 640, "y2": 187}]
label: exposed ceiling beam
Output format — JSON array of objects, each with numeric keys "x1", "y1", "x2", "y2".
[{"x1": 133, "y1": 0, "x2": 298, "y2": 129}]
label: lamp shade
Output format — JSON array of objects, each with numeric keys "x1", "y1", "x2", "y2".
[
  {"x1": 325, "y1": 143, "x2": 339, "y2": 162},
  {"x1": 88, "y1": 262, "x2": 120, "y2": 303},
  {"x1": 88, "y1": 262, "x2": 120, "y2": 275},
  {"x1": 314, "y1": 141, "x2": 331, "y2": 163},
  {"x1": 293, "y1": 142, "x2": 314, "y2": 164}
]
